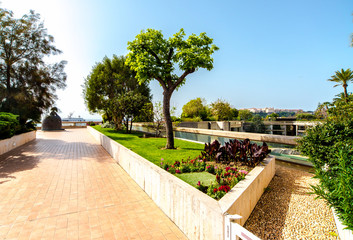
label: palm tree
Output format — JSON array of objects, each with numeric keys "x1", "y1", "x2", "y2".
[{"x1": 328, "y1": 68, "x2": 353, "y2": 102}]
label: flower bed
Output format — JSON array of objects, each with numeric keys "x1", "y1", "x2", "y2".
[{"x1": 161, "y1": 138, "x2": 271, "y2": 199}]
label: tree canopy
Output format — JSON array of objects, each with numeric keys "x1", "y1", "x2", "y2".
[
  {"x1": 210, "y1": 99, "x2": 234, "y2": 121},
  {"x1": 127, "y1": 28, "x2": 218, "y2": 149},
  {"x1": 181, "y1": 97, "x2": 207, "y2": 120},
  {"x1": 0, "y1": 8, "x2": 67, "y2": 125},
  {"x1": 238, "y1": 109, "x2": 253, "y2": 121},
  {"x1": 328, "y1": 68, "x2": 353, "y2": 102},
  {"x1": 83, "y1": 55, "x2": 152, "y2": 131}
]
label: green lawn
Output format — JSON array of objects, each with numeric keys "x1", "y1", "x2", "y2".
[
  {"x1": 92, "y1": 126, "x2": 205, "y2": 166},
  {"x1": 175, "y1": 172, "x2": 215, "y2": 187}
]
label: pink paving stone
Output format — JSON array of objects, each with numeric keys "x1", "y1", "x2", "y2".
[{"x1": 0, "y1": 129, "x2": 187, "y2": 240}]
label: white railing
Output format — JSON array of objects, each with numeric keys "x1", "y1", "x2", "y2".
[{"x1": 225, "y1": 214, "x2": 261, "y2": 240}]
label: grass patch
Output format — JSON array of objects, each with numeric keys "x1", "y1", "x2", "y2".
[
  {"x1": 175, "y1": 172, "x2": 215, "y2": 187},
  {"x1": 92, "y1": 125, "x2": 204, "y2": 166}
]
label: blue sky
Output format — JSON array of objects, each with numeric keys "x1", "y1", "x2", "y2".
[{"x1": 2, "y1": 0, "x2": 353, "y2": 119}]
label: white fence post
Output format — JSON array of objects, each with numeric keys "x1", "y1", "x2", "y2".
[{"x1": 224, "y1": 214, "x2": 261, "y2": 240}]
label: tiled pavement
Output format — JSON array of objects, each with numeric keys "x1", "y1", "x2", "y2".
[{"x1": 0, "y1": 129, "x2": 187, "y2": 240}]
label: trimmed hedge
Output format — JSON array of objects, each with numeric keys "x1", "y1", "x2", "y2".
[{"x1": 0, "y1": 112, "x2": 21, "y2": 139}]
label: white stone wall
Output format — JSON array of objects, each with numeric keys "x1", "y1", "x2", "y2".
[
  {"x1": 0, "y1": 131, "x2": 36, "y2": 156},
  {"x1": 88, "y1": 126, "x2": 275, "y2": 240}
]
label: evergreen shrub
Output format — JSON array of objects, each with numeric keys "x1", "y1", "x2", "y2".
[
  {"x1": 297, "y1": 118, "x2": 353, "y2": 230},
  {"x1": 0, "y1": 112, "x2": 20, "y2": 139}
]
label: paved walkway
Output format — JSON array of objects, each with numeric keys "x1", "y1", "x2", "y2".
[{"x1": 0, "y1": 129, "x2": 187, "y2": 240}]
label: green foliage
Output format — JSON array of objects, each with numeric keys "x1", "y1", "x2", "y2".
[
  {"x1": 210, "y1": 99, "x2": 234, "y2": 121},
  {"x1": 296, "y1": 113, "x2": 315, "y2": 121},
  {"x1": 88, "y1": 122, "x2": 96, "y2": 126},
  {"x1": 328, "y1": 68, "x2": 353, "y2": 100},
  {"x1": 133, "y1": 102, "x2": 154, "y2": 123},
  {"x1": 205, "y1": 167, "x2": 248, "y2": 200},
  {"x1": 175, "y1": 172, "x2": 214, "y2": 189},
  {"x1": 238, "y1": 109, "x2": 253, "y2": 121},
  {"x1": 297, "y1": 97, "x2": 353, "y2": 230},
  {"x1": 0, "y1": 8, "x2": 67, "y2": 124},
  {"x1": 126, "y1": 28, "x2": 218, "y2": 149},
  {"x1": 126, "y1": 28, "x2": 219, "y2": 85},
  {"x1": 249, "y1": 115, "x2": 266, "y2": 133},
  {"x1": 231, "y1": 108, "x2": 239, "y2": 119},
  {"x1": 83, "y1": 55, "x2": 152, "y2": 130},
  {"x1": 0, "y1": 112, "x2": 20, "y2": 139},
  {"x1": 315, "y1": 102, "x2": 329, "y2": 120},
  {"x1": 201, "y1": 139, "x2": 271, "y2": 167},
  {"x1": 92, "y1": 125, "x2": 204, "y2": 166},
  {"x1": 264, "y1": 112, "x2": 279, "y2": 121},
  {"x1": 181, "y1": 98, "x2": 207, "y2": 120},
  {"x1": 146, "y1": 101, "x2": 164, "y2": 137}
]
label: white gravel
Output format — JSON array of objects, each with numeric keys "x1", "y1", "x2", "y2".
[{"x1": 244, "y1": 163, "x2": 339, "y2": 239}]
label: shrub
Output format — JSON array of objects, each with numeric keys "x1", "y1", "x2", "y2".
[
  {"x1": 201, "y1": 139, "x2": 271, "y2": 167},
  {"x1": 101, "y1": 122, "x2": 115, "y2": 128},
  {"x1": 0, "y1": 112, "x2": 20, "y2": 139},
  {"x1": 296, "y1": 113, "x2": 316, "y2": 121},
  {"x1": 297, "y1": 119, "x2": 353, "y2": 230}
]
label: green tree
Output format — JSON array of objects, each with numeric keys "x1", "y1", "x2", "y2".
[
  {"x1": 249, "y1": 114, "x2": 266, "y2": 133},
  {"x1": 83, "y1": 55, "x2": 152, "y2": 130},
  {"x1": 181, "y1": 98, "x2": 207, "y2": 120},
  {"x1": 328, "y1": 68, "x2": 353, "y2": 102},
  {"x1": 296, "y1": 113, "x2": 315, "y2": 121},
  {"x1": 210, "y1": 99, "x2": 233, "y2": 121},
  {"x1": 118, "y1": 91, "x2": 149, "y2": 133},
  {"x1": 297, "y1": 97, "x2": 353, "y2": 229},
  {"x1": 265, "y1": 112, "x2": 279, "y2": 121},
  {"x1": 238, "y1": 109, "x2": 253, "y2": 121},
  {"x1": 133, "y1": 102, "x2": 153, "y2": 123},
  {"x1": 231, "y1": 108, "x2": 239, "y2": 119},
  {"x1": 126, "y1": 28, "x2": 218, "y2": 149},
  {"x1": 314, "y1": 102, "x2": 329, "y2": 120},
  {"x1": 0, "y1": 8, "x2": 67, "y2": 126}
]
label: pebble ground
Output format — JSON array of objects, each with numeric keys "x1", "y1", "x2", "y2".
[{"x1": 244, "y1": 162, "x2": 339, "y2": 240}]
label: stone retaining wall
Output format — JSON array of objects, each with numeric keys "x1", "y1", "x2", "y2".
[
  {"x1": 0, "y1": 131, "x2": 36, "y2": 156},
  {"x1": 88, "y1": 126, "x2": 275, "y2": 240}
]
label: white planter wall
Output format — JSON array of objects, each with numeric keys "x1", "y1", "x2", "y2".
[
  {"x1": 88, "y1": 127, "x2": 275, "y2": 240},
  {"x1": 0, "y1": 131, "x2": 36, "y2": 156}
]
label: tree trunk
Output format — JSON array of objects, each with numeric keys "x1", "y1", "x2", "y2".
[
  {"x1": 125, "y1": 118, "x2": 129, "y2": 133},
  {"x1": 6, "y1": 64, "x2": 11, "y2": 90},
  {"x1": 343, "y1": 84, "x2": 348, "y2": 102},
  {"x1": 129, "y1": 117, "x2": 133, "y2": 133},
  {"x1": 163, "y1": 90, "x2": 175, "y2": 149}
]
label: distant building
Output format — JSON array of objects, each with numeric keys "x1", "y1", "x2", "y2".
[
  {"x1": 242, "y1": 107, "x2": 303, "y2": 114},
  {"x1": 62, "y1": 117, "x2": 86, "y2": 122}
]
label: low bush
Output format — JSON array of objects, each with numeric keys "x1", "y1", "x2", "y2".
[
  {"x1": 88, "y1": 122, "x2": 96, "y2": 126},
  {"x1": 101, "y1": 122, "x2": 115, "y2": 128},
  {"x1": 201, "y1": 139, "x2": 271, "y2": 167},
  {"x1": 0, "y1": 112, "x2": 20, "y2": 139}
]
